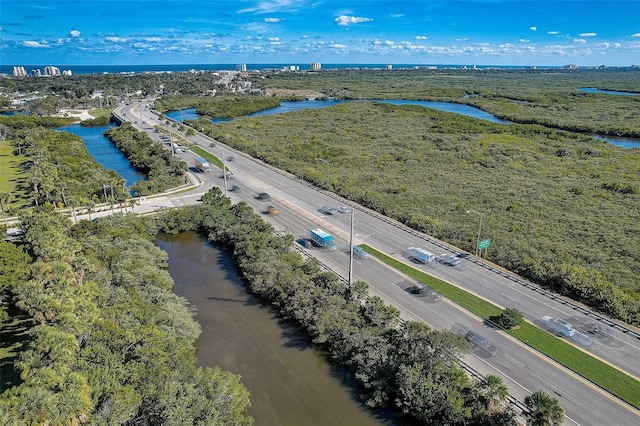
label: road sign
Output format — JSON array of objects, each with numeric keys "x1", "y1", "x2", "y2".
[{"x1": 478, "y1": 239, "x2": 491, "y2": 250}]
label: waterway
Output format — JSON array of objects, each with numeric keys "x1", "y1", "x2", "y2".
[
  {"x1": 156, "y1": 231, "x2": 393, "y2": 426},
  {"x1": 57, "y1": 123, "x2": 146, "y2": 187},
  {"x1": 579, "y1": 87, "x2": 640, "y2": 96},
  {"x1": 166, "y1": 100, "x2": 640, "y2": 148}
]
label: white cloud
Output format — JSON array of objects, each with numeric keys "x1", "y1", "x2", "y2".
[
  {"x1": 264, "y1": 17, "x2": 281, "y2": 23},
  {"x1": 415, "y1": 35, "x2": 427, "y2": 40},
  {"x1": 600, "y1": 42, "x2": 610, "y2": 48},
  {"x1": 267, "y1": 36, "x2": 280, "y2": 41},
  {"x1": 547, "y1": 31, "x2": 559, "y2": 35},
  {"x1": 330, "y1": 43, "x2": 347, "y2": 48},
  {"x1": 145, "y1": 37, "x2": 161, "y2": 42},
  {"x1": 238, "y1": 0, "x2": 301, "y2": 14},
  {"x1": 530, "y1": 26, "x2": 537, "y2": 32},
  {"x1": 335, "y1": 15, "x2": 372, "y2": 26},
  {"x1": 579, "y1": 32, "x2": 597, "y2": 37},
  {"x1": 632, "y1": 33, "x2": 640, "y2": 37},
  {"x1": 613, "y1": 43, "x2": 621, "y2": 47},
  {"x1": 573, "y1": 38, "x2": 586, "y2": 44},
  {"x1": 23, "y1": 40, "x2": 49, "y2": 48},
  {"x1": 390, "y1": 14, "x2": 404, "y2": 18},
  {"x1": 69, "y1": 29, "x2": 81, "y2": 38},
  {"x1": 519, "y1": 39, "x2": 530, "y2": 43},
  {"x1": 106, "y1": 37, "x2": 127, "y2": 43}
]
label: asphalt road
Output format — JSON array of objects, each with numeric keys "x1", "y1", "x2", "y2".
[{"x1": 121, "y1": 103, "x2": 640, "y2": 425}]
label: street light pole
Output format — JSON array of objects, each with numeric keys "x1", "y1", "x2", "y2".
[
  {"x1": 466, "y1": 209, "x2": 483, "y2": 256},
  {"x1": 315, "y1": 157, "x2": 330, "y2": 183}
]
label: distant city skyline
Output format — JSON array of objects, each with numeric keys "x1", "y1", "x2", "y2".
[{"x1": 2, "y1": 1, "x2": 639, "y2": 67}]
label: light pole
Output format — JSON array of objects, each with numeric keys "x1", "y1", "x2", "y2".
[
  {"x1": 315, "y1": 157, "x2": 330, "y2": 183},
  {"x1": 466, "y1": 209, "x2": 483, "y2": 256}
]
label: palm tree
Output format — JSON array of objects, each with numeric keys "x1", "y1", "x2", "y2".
[
  {"x1": 0, "y1": 192, "x2": 8, "y2": 213},
  {"x1": 480, "y1": 375, "x2": 509, "y2": 411},
  {"x1": 524, "y1": 391, "x2": 564, "y2": 426},
  {"x1": 85, "y1": 200, "x2": 95, "y2": 221}
]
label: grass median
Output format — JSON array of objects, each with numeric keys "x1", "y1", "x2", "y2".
[{"x1": 361, "y1": 244, "x2": 640, "y2": 409}]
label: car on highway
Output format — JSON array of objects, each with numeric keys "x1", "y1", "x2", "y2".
[
  {"x1": 353, "y1": 245, "x2": 369, "y2": 258},
  {"x1": 337, "y1": 206, "x2": 350, "y2": 213},
  {"x1": 438, "y1": 253, "x2": 461, "y2": 266},
  {"x1": 229, "y1": 185, "x2": 240, "y2": 192},
  {"x1": 209, "y1": 142, "x2": 216, "y2": 147},
  {"x1": 409, "y1": 282, "x2": 442, "y2": 300},
  {"x1": 319, "y1": 205, "x2": 337, "y2": 215},
  {"x1": 257, "y1": 192, "x2": 271, "y2": 201},
  {"x1": 220, "y1": 172, "x2": 234, "y2": 179},
  {"x1": 465, "y1": 331, "x2": 497, "y2": 355},
  {"x1": 540, "y1": 316, "x2": 576, "y2": 337},
  {"x1": 226, "y1": 155, "x2": 235, "y2": 162},
  {"x1": 265, "y1": 205, "x2": 280, "y2": 215}
]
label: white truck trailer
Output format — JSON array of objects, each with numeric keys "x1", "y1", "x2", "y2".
[
  {"x1": 408, "y1": 247, "x2": 435, "y2": 263},
  {"x1": 194, "y1": 157, "x2": 211, "y2": 173}
]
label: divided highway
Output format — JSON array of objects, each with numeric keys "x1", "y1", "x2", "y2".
[{"x1": 120, "y1": 103, "x2": 640, "y2": 425}]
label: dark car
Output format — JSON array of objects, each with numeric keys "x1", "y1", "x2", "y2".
[
  {"x1": 257, "y1": 192, "x2": 271, "y2": 201},
  {"x1": 229, "y1": 185, "x2": 240, "y2": 192}
]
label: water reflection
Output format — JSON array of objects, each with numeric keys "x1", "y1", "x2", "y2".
[
  {"x1": 57, "y1": 123, "x2": 146, "y2": 187},
  {"x1": 157, "y1": 232, "x2": 393, "y2": 426}
]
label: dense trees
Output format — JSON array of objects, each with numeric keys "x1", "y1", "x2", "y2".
[
  {"x1": 104, "y1": 122, "x2": 187, "y2": 196},
  {"x1": 0, "y1": 211, "x2": 253, "y2": 424},
  {"x1": 210, "y1": 101, "x2": 640, "y2": 326},
  {"x1": 155, "y1": 199, "x2": 527, "y2": 424},
  {"x1": 155, "y1": 95, "x2": 281, "y2": 118},
  {"x1": 251, "y1": 67, "x2": 640, "y2": 137}
]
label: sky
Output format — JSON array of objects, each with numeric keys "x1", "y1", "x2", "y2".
[{"x1": 1, "y1": 0, "x2": 639, "y2": 67}]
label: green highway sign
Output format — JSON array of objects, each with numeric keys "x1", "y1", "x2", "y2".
[{"x1": 478, "y1": 239, "x2": 491, "y2": 250}]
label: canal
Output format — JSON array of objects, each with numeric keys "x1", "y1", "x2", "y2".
[{"x1": 156, "y1": 231, "x2": 394, "y2": 426}]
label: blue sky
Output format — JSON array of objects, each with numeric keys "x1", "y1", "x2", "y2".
[{"x1": 2, "y1": 0, "x2": 639, "y2": 66}]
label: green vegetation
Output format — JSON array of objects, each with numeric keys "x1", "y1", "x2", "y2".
[
  {"x1": 79, "y1": 115, "x2": 110, "y2": 126},
  {"x1": 0, "y1": 211, "x2": 253, "y2": 424},
  {"x1": 155, "y1": 95, "x2": 282, "y2": 118},
  {"x1": 524, "y1": 391, "x2": 565, "y2": 426},
  {"x1": 209, "y1": 101, "x2": 640, "y2": 325},
  {"x1": 252, "y1": 68, "x2": 640, "y2": 137},
  {"x1": 1, "y1": 115, "x2": 127, "y2": 211},
  {"x1": 491, "y1": 308, "x2": 524, "y2": 330},
  {"x1": 155, "y1": 196, "x2": 523, "y2": 425},
  {"x1": 361, "y1": 244, "x2": 640, "y2": 408},
  {"x1": 104, "y1": 122, "x2": 187, "y2": 196}
]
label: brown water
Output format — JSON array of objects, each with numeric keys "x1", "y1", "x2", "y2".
[{"x1": 157, "y1": 232, "x2": 392, "y2": 426}]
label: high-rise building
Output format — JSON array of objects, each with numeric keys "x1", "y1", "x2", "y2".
[
  {"x1": 62, "y1": 69, "x2": 73, "y2": 76},
  {"x1": 235, "y1": 64, "x2": 247, "y2": 72},
  {"x1": 44, "y1": 66, "x2": 61, "y2": 76},
  {"x1": 310, "y1": 62, "x2": 321, "y2": 71},
  {"x1": 13, "y1": 66, "x2": 27, "y2": 77},
  {"x1": 31, "y1": 69, "x2": 41, "y2": 77}
]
